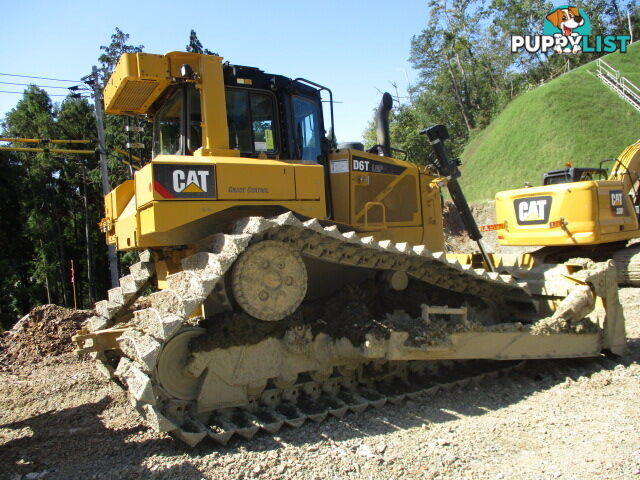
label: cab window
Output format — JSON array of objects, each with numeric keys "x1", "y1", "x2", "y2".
[
  {"x1": 153, "y1": 88, "x2": 181, "y2": 155},
  {"x1": 188, "y1": 86, "x2": 202, "y2": 153},
  {"x1": 226, "y1": 88, "x2": 278, "y2": 155},
  {"x1": 152, "y1": 84, "x2": 202, "y2": 156},
  {"x1": 293, "y1": 96, "x2": 322, "y2": 162}
]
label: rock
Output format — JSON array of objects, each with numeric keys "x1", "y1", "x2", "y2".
[
  {"x1": 24, "y1": 472, "x2": 49, "y2": 480},
  {"x1": 356, "y1": 443, "x2": 376, "y2": 458}
]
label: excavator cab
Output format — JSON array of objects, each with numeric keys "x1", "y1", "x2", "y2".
[{"x1": 542, "y1": 167, "x2": 607, "y2": 185}]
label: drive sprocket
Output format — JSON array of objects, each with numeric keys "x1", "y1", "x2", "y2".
[{"x1": 231, "y1": 240, "x2": 307, "y2": 321}]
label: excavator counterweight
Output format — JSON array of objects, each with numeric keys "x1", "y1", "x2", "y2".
[{"x1": 493, "y1": 141, "x2": 640, "y2": 285}]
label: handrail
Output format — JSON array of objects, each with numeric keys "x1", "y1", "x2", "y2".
[{"x1": 596, "y1": 58, "x2": 640, "y2": 110}]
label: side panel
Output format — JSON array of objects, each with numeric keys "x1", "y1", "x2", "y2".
[
  {"x1": 419, "y1": 174, "x2": 445, "y2": 252},
  {"x1": 216, "y1": 163, "x2": 295, "y2": 200},
  {"x1": 329, "y1": 149, "x2": 428, "y2": 246},
  {"x1": 109, "y1": 155, "x2": 327, "y2": 249},
  {"x1": 348, "y1": 150, "x2": 421, "y2": 229},
  {"x1": 497, "y1": 182, "x2": 599, "y2": 246},
  {"x1": 294, "y1": 163, "x2": 324, "y2": 200},
  {"x1": 596, "y1": 183, "x2": 638, "y2": 236}
]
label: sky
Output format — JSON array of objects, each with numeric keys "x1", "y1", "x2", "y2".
[{"x1": 0, "y1": 0, "x2": 432, "y2": 143}]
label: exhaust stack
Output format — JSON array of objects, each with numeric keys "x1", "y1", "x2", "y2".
[{"x1": 375, "y1": 92, "x2": 393, "y2": 156}]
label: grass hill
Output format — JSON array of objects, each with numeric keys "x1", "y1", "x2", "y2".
[{"x1": 460, "y1": 42, "x2": 640, "y2": 202}]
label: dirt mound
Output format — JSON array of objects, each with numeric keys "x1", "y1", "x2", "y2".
[
  {"x1": 0, "y1": 304, "x2": 92, "y2": 369},
  {"x1": 443, "y1": 200, "x2": 534, "y2": 256},
  {"x1": 443, "y1": 200, "x2": 480, "y2": 253},
  {"x1": 442, "y1": 200, "x2": 467, "y2": 239}
]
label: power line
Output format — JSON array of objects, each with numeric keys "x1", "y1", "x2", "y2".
[
  {"x1": 0, "y1": 90, "x2": 90, "y2": 98},
  {"x1": 0, "y1": 72, "x2": 81, "y2": 83},
  {"x1": 0, "y1": 80, "x2": 87, "y2": 90}
]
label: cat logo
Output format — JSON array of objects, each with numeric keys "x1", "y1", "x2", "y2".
[
  {"x1": 153, "y1": 164, "x2": 216, "y2": 199},
  {"x1": 609, "y1": 190, "x2": 626, "y2": 216},
  {"x1": 172, "y1": 170, "x2": 210, "y2": 193},
  {"x1": 514, "y1": 196, "x2": 552, "y2": 225}
]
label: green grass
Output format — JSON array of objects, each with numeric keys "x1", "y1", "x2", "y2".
[{"x1": 460, "y1": 42, "x2": 640, "y2": 202}]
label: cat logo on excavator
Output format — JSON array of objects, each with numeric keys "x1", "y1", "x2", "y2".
[
  {"x1": 610, "y1": 190, "x2": 626, "y2": 216},
  {"x1": 514, "y1": 196, "x2": 552, "y2": 225}
]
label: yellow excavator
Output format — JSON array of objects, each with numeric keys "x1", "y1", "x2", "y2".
[
  {"x1": 491, "y1": 142, "x2": 640, "y2": 285},
  {"x1": 74, "y1": 51, "x2": 626, "y2": 446}
]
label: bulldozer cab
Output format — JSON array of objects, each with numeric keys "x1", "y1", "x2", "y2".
[
  {"x1": 101, "y1": 51, "x2": 446, "y2": 252},
  {"x1": 149, "y1": 63, "x2": 327, "y2": 163}
]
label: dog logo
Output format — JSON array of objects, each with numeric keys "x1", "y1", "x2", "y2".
[
  {"x1": 545, "y1": 6, "x2": 586, "y2": 54},
  {"x1": 511, "y1": 6, "x2": 630, "y2": 55}
]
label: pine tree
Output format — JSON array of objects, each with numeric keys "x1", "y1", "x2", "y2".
[{"x1": 186, "y1": 29, "x2": 217, "y2": 55}]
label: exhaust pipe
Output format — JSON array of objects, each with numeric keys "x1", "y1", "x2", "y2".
[{"x1": 375, "y1": 92, "x2": 393, "y2": 156}]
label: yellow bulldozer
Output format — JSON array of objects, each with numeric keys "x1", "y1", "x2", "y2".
[
  {"x1": 491, "y1": 142, "x2": 640, "y2": 285},
  {"x1": 74, "y1": 51, "x2": 627, "y2": 446}
]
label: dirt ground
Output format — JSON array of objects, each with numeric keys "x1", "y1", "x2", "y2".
[
  {"x1": 1, "y1": 285, "x2": 639, "y2": 480},
  {"x1": 444, "y1": 200, "x2": 534, "y2": 256}
]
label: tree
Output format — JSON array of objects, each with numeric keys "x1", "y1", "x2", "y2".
[
  {"x1": 0, "y1": 150, "x2": 33, "y2": 327},
  {"x1": 57, "y1": 96, "x2": 104, "y2": 305},
  {"x1": 186, "y1": 29, "x2": 217, "y2": 55},
  {"x1": 97, "y1": 27, "x2": 144, "y2": 86},
  {"x1": 2, "y1": 87, "x2": 69, "y2": 310}
]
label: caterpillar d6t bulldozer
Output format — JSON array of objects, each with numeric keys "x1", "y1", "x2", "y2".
[
  {"x1": 74, "y1": 51, "x2": 627, "y2": 446},
  {"x1": 491, "y1": 142, "x2": 640, "y2": 285}
]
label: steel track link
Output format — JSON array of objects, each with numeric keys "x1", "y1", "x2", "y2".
[
  {"x1": 613, "y1": 243, "x2": 640, "y2": 286},
  {"x1": 178, "y1": 354, "x2": 623, "y2": 447},
  {"x1": 86, "y1": 212, "x2": 540, "y2": 446},
  {"x1": 183, "y1": 359, "x2": 525, "y2": 446}
]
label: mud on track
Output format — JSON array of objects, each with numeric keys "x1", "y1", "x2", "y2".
[{"x1": 0, "y1": 289, "x2": 639, "y2": 480}]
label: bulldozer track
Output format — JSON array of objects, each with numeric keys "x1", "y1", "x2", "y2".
[{"x1": 78, "y1": 212, "x2": 574, "y2": 446}]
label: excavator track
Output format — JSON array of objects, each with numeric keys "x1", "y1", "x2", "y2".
[
  {"x1": 612, "y1": 243, "x2": 640, "y2": 286},
  {"x1": 76, "y1": 213, "x2": 610, "y2": 446}
]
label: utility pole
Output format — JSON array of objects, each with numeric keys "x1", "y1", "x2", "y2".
[
  {"x1": 87, "y1": 66, "x2": 119, "y2": 287},
  {"x1": 81, "y1": 162, "x2": 95, "y2": 304}
]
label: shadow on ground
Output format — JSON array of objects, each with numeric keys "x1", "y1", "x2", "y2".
[
  {"x1": 202, "y1": 349, "x2": 638, "y2": 455},
  {"x1": 1, "y1": 342, "x2": 637, "y2": 479}
]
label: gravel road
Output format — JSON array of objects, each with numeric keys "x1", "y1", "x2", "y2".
[{"x1": 1, "y1": 288, "x2": 639, "y2": 480}]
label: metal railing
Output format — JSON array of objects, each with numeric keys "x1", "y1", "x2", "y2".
[{"x1": 596, "y1": 58, "x2": 640, "y2": 111}]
